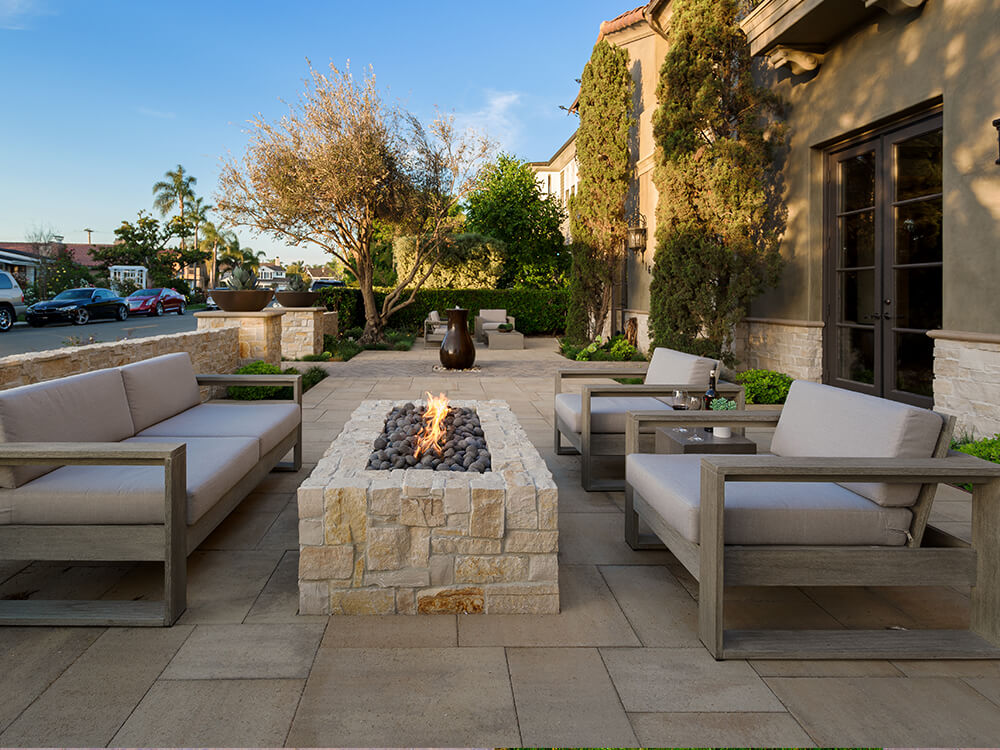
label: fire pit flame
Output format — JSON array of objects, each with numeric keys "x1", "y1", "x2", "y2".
[{"x1": 414, "y1": 392, "x2": 449, "y2": 459}]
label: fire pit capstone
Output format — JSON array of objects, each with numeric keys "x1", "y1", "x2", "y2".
[{"x1": 297, "y1": 399, "x2": 559, "y2": 615}]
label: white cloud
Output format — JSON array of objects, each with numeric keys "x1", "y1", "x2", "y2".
[
  {"x1": 0, "y1": 0, "x2": 52, "y2": 30},
  {"x1": 453, "y1": 90, "x2": 523, "y2": 153},
  {"x1": 137, "y1": 106, "x2": 177, "y2": 120}
]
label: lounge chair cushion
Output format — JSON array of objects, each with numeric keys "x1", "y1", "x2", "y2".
[
  {"x1": 627, "y1": 453, "x2": 912, "y2": 546},
  {"x1": 771, "y1": 380, "x2": 943, "y2": 507},
  {"x1": 427, "y1": 310, "x2": 442, "y2": 323},
  {"x1": 644, "y1": 348, "x2": 717, "y2": 387},
  {"x1": 0, "y1": 369, "x2": 137, "y2": 489},
  {"x1": 137, "y1": 402, "x2": 300, "y2": 456},
  {"x1": 0, "y1": 436, "x2": 259, "y2": 526},
  {"x1": 478, "y1": 309, "x2": 507, "y2": 323},
  {"x1": 555, "y1": 393, "x2": 674, "y2": 434},
  {"x1": 119, "y1": 352, "x2": 203, "y2": 432}
]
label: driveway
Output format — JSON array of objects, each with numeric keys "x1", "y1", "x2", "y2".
[{"x1": 0, "y1": 314, "x2": 199, "y2": 357}]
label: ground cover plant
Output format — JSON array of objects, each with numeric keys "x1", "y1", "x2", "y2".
[
  {"x1": 227, "y1": 360, "x2": 327, "y2": 399},
  {"x1": 559, "y1": 334, "x2": 645, "y2": 362},
  {"x1": 952, "y1": 432, "x2": 1000, "y2": 490}
]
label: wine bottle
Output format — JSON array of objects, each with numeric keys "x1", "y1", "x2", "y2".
[{"x1": 703, "y1": 369, "x2": 718, "y2": 412}]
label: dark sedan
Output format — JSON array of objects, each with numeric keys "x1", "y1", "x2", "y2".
[
  {"x1": 127, "y1": 287, "x2": 187, "y2": 316},
  {"x1": 26, "y1": 288, "x2": 129, "y2": 327}
]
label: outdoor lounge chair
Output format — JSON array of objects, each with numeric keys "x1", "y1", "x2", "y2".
[
  {"x1": 423, "y1": 310, "x2": 447, "y2": 348},
  {"x1": 474, "y1": 309, "x2": 514, "y2": 343},
  {"x1": 554, "y1": 347, "x2": 743, "y2": 491},
  {"x1": 623, "y1": 379, "x2": 1000, "y2": 660}
]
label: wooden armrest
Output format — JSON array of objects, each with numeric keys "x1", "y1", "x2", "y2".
[
  {"x1": 558, "y1": 367, "x2": 649, "y2": 379},
  {"x1": 624, "y1": 409, "x2": 780, "y2": 454},
  {"x1": 700, "y1": 454, "x2": 1000, "y2": 485},
  {"x1": 197, "y1": 373, "x2": 303, "y2": 404},
  {"x1": 0, "y1": 441, "x2": 185, "y2": 466}
]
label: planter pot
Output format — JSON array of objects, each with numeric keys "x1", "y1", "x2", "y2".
[
  {"x1": 275, "y1": 291, "x2": 321, "y2": 308},
  {"x1": 440, "y1": 308, "x2": 476, "y2": 369},
  {"x1": 714, "y1": 426, "x2": 733, "y2": 439},
  {"x1": 210, "y1": 289, "x2": 274, "y2": 312}
]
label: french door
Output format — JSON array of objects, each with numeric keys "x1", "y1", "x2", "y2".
[{"x1": 824, "y1": 111, "x2": 943, "y2": 408}]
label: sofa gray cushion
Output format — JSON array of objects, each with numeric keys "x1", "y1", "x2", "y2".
[
  {"x1": 478, "y1": 309, "x2": 507, "y2": 323},
  {"x1": 555, "y1": 393, "x2": 673, "y2": 434},
  {"x1": 626, "y1": 453, "x2": 912, "y2": 546},
  {"x1": 771, "y1": 380, "x2": 944, "y2": 507},
  {"x1": 0, "y1": 436, "x2": 259, "y2": 526},
  {"x1": 137, "y1": 402, "x2": 300, "y2": 456},
  {"x1": 644, "y1": 347, "x2": 717, "y2": 387},
  {"x1": 119, "y1": 352, "x2": 202, "y2": 433},
  {"x1": 0, "y1": 369, "x2": 136, "y2": 489}
]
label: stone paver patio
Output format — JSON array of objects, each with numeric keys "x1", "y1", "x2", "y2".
[{"x1": 2, "y1": 339, "x2": 999, "y2": 747}]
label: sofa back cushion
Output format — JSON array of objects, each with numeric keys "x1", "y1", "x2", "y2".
[
  {"x1": 479, "y1": 309, "x2": 507, "y2": 323},
  {"x1": 119, "y1": 352, "x2": 202, "y2": 433},
  {"x1": 770, "y1": 380, "x2": 944, "y2": 507},
  {"x1": 644, "y1": 347, "x2": 717, "y2": 387},
  {"x1": 0, "y1": 369, "x2": 136, "y2": 488},
  {"x1": 427, "y1": 310, "x2": 441, "y2": 323}
]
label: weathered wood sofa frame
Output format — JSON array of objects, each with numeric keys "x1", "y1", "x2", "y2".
[
  {"x1": 553, "y1": 347, "x2": 743, "y2": 491},
  {"x1": 0, "y1": 352, "x2": 302, "y2": 627},
  {"x1": 623, "y1": 380, "x2": 1000, "y2": 660}
]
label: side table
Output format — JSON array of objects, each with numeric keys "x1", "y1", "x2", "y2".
[{"x1": 654, "y1": 426, "x2": 757, "y2": 455}]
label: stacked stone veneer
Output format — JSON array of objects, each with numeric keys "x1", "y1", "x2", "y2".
[
  {"x1": 280, "y1": 308, "x2": 325, "y2": 361},
  {"x1": 733, "y1": 319, "x2": 823, "y2": 381},
  {"x1": 195, "y1": 309, "x2": 284, "y2": 367},
  {"x1": 932, "y1": 333, "x2": 1000, "y2": 438},
  {"x1": 0, "y1": 327, "x2": 239, "y2": 392},
  {"x1": 297, "y1": 399, "x2": 559, "y2": 615}
]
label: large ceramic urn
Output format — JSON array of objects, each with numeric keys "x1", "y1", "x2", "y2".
[{"x1": 439, "y1": 308, "x2": 476, "y2": 369}]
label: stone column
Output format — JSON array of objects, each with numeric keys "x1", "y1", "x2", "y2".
[
  {"x1": 280, "y1": 308, "x2": 326, "y2": 360},
  {"x1": 195, "y1": 310, "x2": 285, "y2": 367}
]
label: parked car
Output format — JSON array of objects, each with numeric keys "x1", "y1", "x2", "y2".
[
  {"x1": 25, "y1": 288, "x2": 129, "y2": 327},
  {"x1": 127, "y1": 287, "x2": 186, "y2": 316},
  {"x1": 205, "y1": 293, "x2": 218, "y2": 311},
  {"x1": 309, "y1": 279, "x2": 345, "y2": 291},
  {"x1": 0, "y1": 270, "x2": 27, "y2": 332}
]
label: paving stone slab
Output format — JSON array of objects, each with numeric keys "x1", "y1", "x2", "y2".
[
  {"x1": 558, "y1": 512, "x2": 678, "y2": 565},
  {"x1": 320, "y1": 614, "x2": 458, "y2": 648},
  {"x1": 751, "y1": 659, "x2": 904, "y2": 677},
  {"x1": 244, "y1": 550, "x2": 327, "y2": 624},
  {"x1": 161, "y1": 623, "x2": 325, "y2": 679},
  {"x1": 599, "y1": 564, "x2": 700, "y2": 648},
  {"x1": 629, "y1": 711, "x2": 815, "y2": 747},
  {"x1": 111, "y1": 678, "x2": 303, "y2": 747},
  {"x1": 176, "y1": 549, "x2": 285, "y2": 624}
]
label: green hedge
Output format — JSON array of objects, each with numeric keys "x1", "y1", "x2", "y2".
[
  {"x1": 735, "y1": 368, "x2": 794, "y2": 405},
  {"x1": 318, "y1": 287, "x2": 568, "y2": 336}
]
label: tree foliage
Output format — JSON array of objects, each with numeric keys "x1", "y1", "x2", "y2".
[
  {"x1": 45, "y1": 249, "x2": 93, "y2": 296},
  {"x1": 216, "y1": 61, "x2": 492, "y2": 343},
  {"x1": 648, "y1": 0, "x2": 785, "y2": 363},
  {"x1": 463, "y1": 152, "x2": 567, "y2": 289},
  {"x1": 90, "y1": 211, "x2": 209, "y2": 288},
  {"x1": 393, "y1": 233, "x2": 505, "y2": 290},
  {"x1": 568, "y1": 40, "x2": 634, "y2": 341}
]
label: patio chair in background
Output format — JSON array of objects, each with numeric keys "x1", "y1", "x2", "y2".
[
  {"x1": 474, "y1": 309, "x2": 514, "y2": 343},
  {"x1": 623, "y1": 379, "x2": 1000, "y2": 660},
  {"x1": 553, "y1": 347, "x2": 743, "y2": 491},
  {"x1": 423, "y1": 310, "x2": 447, "y2": 349}
]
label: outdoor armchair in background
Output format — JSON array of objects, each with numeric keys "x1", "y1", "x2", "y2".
[
  {"x1": 474, "y1": 309, "x2": 515, "y2": 343},
  {"x1": 423, "y1": 310, "x2": 448, "y2": 348},
  {"x1": 623, "y1": 379, "x2": 1000, "y2": 660}
]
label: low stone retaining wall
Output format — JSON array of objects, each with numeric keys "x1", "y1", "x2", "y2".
[
  {"x1": 733, "y1": 317, "x2": 823, "y2": 381},
  {"x1": 931, "y1": 330, "x2": 1000, "y2": 438},
  {"x1": 0, "y1": 326, "x2": 239, "y2": 391}
]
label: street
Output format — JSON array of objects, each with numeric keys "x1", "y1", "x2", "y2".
[{"x1": 0, "y1": 312, "x2": 200, "y2": 357}]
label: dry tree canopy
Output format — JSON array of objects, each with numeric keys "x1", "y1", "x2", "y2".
[{"x1": 216, "y1": 61, "x2": 493, "y2": 338}]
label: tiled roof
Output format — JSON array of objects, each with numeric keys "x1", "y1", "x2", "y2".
[
  {"x1": 0, "y1": 241, "x2": 108, "y2": 267},
  {"x1": 597, "y1": 5, "x2": 647, "y2": 42}
]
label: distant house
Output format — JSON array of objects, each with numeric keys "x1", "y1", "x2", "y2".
[
  {"x1": 0, "y1": 246, "x2": 44, "y2": 285},
  {"x1": 0, "y1": 241, "x2": 108, "y2": 272},
  {"x1": 303, "y1": 266, "x2": 340, "y2": 282}
]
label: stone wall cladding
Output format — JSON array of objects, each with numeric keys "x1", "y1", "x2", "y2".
[
  {"x1": 196, "y1": 310, "x2": 283, "y2": 367},
  {"x1": 933, "y1": 337, "x2": 1000, "y2": 438},
  {"x1": 733, "y1": 319, "x2": 823, "y2": 381},
  {"x1": 280, "y1": 308, "x2": 325, "y2": 361},
  {"x1": 298, "y1": 399, "x2": 560, "y2": 615},
  {"x1": 0, "y1": 326, "x2": 239, "y2": 392}
]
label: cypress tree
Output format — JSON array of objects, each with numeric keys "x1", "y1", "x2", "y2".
[
  {"x1": 566, "y1": 39, "x2": 634, "y2": 343},
  {"x1": 648, "y1": 0, "x2": 785, "y2": 363}
]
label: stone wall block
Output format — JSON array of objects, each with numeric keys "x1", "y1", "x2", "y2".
[
  {"x1": 409, "y1": 527, "x2": 431, "y2": 567},
  {"x1": 366, "y1": 526, "x2": 410, "y2": 570},
  {"x1": 469, "y1": 487, "x2": 504, "y2": 538},
  {"x1": 454, "y1": 555, "x2": 528, "y2": 583},
  {"x1": 416, "y1": 586, "x2": 484, "y2": 614},
  {"x1": 528, "y1": 554, "x2": 559, "y2": 582},
  {"x1": 299, "y1": 545, "x2": 354, "y2": 580},
  {"x1": 400, "y1": 496, "x2": 445, "y2": 527},
  {"x1": 299, "y1": 581, "x2": 329, "y2": 615},
  {"x1": 329, "y1": 588, "x2": 396, "y2": 615},
  {"x1": 504, "y1": 530, "x2": 559, "y2": 554}
]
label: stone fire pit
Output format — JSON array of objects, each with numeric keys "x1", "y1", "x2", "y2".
[{"x1": 297, "y1": 399, "x2": 559, "y2": 615}]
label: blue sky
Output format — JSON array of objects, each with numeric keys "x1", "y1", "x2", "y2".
[{"x1": 0, "y1": 0, "x2": 617, "y2": 265}]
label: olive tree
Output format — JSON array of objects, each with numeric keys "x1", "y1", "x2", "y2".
[{"x1": 217, "y1": 62, "x2": 491, "y2": 343}]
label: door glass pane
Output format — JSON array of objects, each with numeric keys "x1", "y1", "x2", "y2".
[
  {"x1": 840, "y1": 152, "x2": 876, "y2": 211},
  {"x1": 894, "y1": 266, "x2": 942, "y2": 330},
  {"x1": 896, "y1": 198, "x2": 943, "y2": 264},
  {"x1": 895, "y1": 331, "x2": 934, "y2": 397},
  {"x1": 897, "y1": 129, "x2": 942, "y2": 200},
  {"x1": 840, "y1": 269, "x2": 876, "y2": 324},
  {"x1": 839, "y1": 211, "x2": 875, "y2": 267},
  {"x1": 838, "y1": 327, "x2": 875, "y2": 384}
]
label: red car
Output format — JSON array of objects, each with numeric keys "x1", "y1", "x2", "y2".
[{"x1": 126, "y1": 287, "x2": 187, "y2": 316}]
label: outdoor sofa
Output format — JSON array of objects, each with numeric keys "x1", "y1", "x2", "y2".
[
  {"x1": 623, "y1": 379, "x2": 1000, "y2": 660},
  {"x1": 0, "y1": 352, "x2": 302, "y2": 627},
  {"x1": 474, "y1": 309, "x2": 515, "y2": 343},
  {"x1": 554, "y1": 346, "x2": 743, "y2": 490}
]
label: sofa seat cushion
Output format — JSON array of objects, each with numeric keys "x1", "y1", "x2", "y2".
[
  {"x1": 0, "y1": 368, "x2": 137, "y2": 489},
  {"x1": 481, "y1": 321, "x2": 507, "y2": 333},
  {"x1": 626, "y1": 453, "x2": 912, "y2": 546},
  {"x1": 771, "y1": 380, "x2": 944, "y2": 508},
  {"x1": 555, "y1": 393, "x2": 674, "y2": 434},
  {"x1": 644, "y1": 347, "x2": 717, "y2": 387},
  {"x1": 119, "y1": 352, "x2": 202, "y2": 433},
  {"x1": 0, "y1": 436, "x2": 259, "y2": 526},
  {"x1": 137, "y1": 403, "x2": 300, "y2": 456}
]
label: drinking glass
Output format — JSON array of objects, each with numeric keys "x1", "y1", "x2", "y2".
[{"x1": 672, "y1": 390, "x2": 689, "y2": 432}]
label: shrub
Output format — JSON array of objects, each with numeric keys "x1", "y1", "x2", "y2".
[
  {"x1": 301, "y1": 352, "x2": 332, "y2": 362},
  {"x1": 168, "y1": 278, "x2": 192, "y2": 296},
  {"x1": 318, "y1": 287, "x2": 569, "y2": 336},
  {"x1": 393, "y1": 233, "x2": 505, "y2": 289},
  {"x1": 736, "y1": 368, "x2": 793, "y2": 404},
  {"x1": 298, "y1": 365, "x2": 328, "y2": 392},
  {"x1": 228, "y1": 361, "x2": 286, "y2": 400},
  {"x1": 335, "y1": 339, "x2": 363, "y2": 361},
  {"x1": 563, "y1": 334, "x2": 645, "y2": 362},
  {"x1": 394, "y1": 341, "x2": 410, "y2": 351},
  {"x1": 954, "y1": 434, "x2": 1000, "y2": 464}
]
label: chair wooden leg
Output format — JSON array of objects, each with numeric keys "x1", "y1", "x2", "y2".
[
  {"x1": 698, "y1": 462, "x2": 726, "y2": 659},
  {"x1": 972, "y1": 477, "x2": 1000, "y2": 646}
]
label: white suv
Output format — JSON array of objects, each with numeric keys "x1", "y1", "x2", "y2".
[{"x1": 0, "y1": 271, "x2": 27, "y2": 332}]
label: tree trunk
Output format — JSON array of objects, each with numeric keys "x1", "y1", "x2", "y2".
[{"x1": 358, "y1": 270, "x2": 385, "y2": 344}]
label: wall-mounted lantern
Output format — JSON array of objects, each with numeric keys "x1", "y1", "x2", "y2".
[
  {"x1": 993, "y1": 118, "x2": 1000, "y2": 165},
  {"x1": 626, "y1": 214, "x2": 647, "y2": 251}
]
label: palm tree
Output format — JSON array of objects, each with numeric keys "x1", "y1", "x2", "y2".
[
  {"x1": 201, "y1": 222, "x2": 235, "y2": 286},
  {"x1": 217, "y1": 236, "x2": 265, "y2": 276},
  {"x1": 186, "y1": 197, "x2": 213, "y2": 250},
  {"x1": 152, "y1": 164, "x2": 197, "y2": 246}
]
